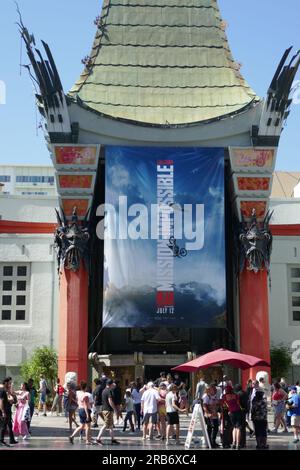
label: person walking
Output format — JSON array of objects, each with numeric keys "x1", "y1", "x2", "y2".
[
  {"x1": 65, "y1": 382, "x2": 79, "y2": 432},
  {"x1": 222, "y1": 384, "x2": 242, "y2": 449},
  {"x1": 165, "y1": 384, "x2": 186, "y2": 446},
  {"x1": 271, "y1": 382, "x2": 288, "y2": 433},
  {"x1": 122, "y1": 389, "x2": 135, "y2": 433},
  {"x1": 51, "y1": 378, "x2": 64, "y2": 416},
  {"x1": 194, "y1": 377, "x2": 207, "y2": 407},
  {"x1": 27, "y1": 378, "x2": 37, "y2": 433},
  {"x1": 178, "y1": 382, "x2": 189, "y2": 415},
  {"x1": 113, "y1": 380, "x2": 123, "y2": 425},
  {"x1": 69, "y1": 381, "x2": 93, "y2": 445},
  {"x1": 131, "y1": 381, "x2": 142, "y2": 431},
  {"x1": 0, "y1": 377, "x2": 18, "y2": 446},
  {"x1": 251, "y1": 390, "x2": 269, "y2": 449},
  {"x1": 13, "y1": 383, "x2": 31, "y2": 440},
  {"x1": 287, "y1": 386, "x2": 300, "y2": 443},
  {"x1": 92, "y1": 377, "x2": 106, "y2": 428},
  {"x1": 96, "y1": 379, "x2": 120, "y2": 445},
  {"x1": 156, "y1": 382, "x2": 167, "y2": 440},
  {"x1": 203, "y1": 384, "x2": 221, "y2": 448},
  {"x1": 38, "y1": 374, "x2": 47, "y2": 416},
  {"x1": 141, "y1": 382, "x2": 160, "y2": 440}
]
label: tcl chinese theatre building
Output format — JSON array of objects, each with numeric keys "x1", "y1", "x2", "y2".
[{"x1": 18, "y1": 0, "x2": 300, "y2": 387}]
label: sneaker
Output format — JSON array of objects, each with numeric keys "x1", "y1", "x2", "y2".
[
  {"x1": 293, "y1": 438, "x2": 299, "y2": 444},
  {"x1": 96, "y1": 439, "x2": 104, "y2": 446},
  {"x1": 271, "y1": 428, "x2": 277, "y2": 433},
  {"x1": 23, "y1": 435, "x2": 30, "y2": 440},
  {"x1": 0, "y1": 441, "x2": 10, "y2": 447},
  {"x1": 43, "y1": 413, "x2": 47, "y2": 417},
  {"x1": 9, "y1": 439, "x2": 18, "y2": 445},
  {"x1": 249, "y1": 430, "x2": 255, "y2": 438},
  {"x1": 212, "y1": 442, "x2": 221, "y2": 448},
  {"x1": 69, "y1": 436, "x2": 74, "y2": 445},
  {"x1": 232, "y1": 444, "x2": 236, "y2": 449},
  {"x1": 111, "y1": 439, "x2": 120, "y2": 445},
  {"x1": 155, "y1": 434, "x2": 162, "y2": 440}
]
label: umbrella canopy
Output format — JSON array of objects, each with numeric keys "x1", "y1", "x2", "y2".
[{"x1": 172, "y1": 348, "x2": 270, "y2": 372}]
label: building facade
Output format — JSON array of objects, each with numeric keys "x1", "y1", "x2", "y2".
[
  {"x1": 3, "y1": 0, "x2": 298, "y2": 387},
  {"x1": 0, "y1": 165, "x2": 56, "y2": 197},
  {"x1": 0, "y1": 195, "x2": 58, "y2": 381}
]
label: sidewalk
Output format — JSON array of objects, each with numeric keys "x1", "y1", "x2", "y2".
[{"x1": 2, "y1": 413, "x2": 299, "y2": 451}]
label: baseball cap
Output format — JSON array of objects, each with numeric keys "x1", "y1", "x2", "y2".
[
  {"x1": 147, "y1": 381, "x2": 154, "y2": 388},
  {"x1": 106, "y1": 379, "x2": 114, "y2": 385}
]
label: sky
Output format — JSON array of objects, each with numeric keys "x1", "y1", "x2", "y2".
[{"x1": 0, "y1": 0, "x2": 299, "y2": 170}]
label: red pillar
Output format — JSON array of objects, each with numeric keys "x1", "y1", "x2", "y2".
[
  {"x1": 58, "y1": 263, "x2": 88, "y2": 383},
  {"x1": 239, "y1": 269, "x2": 271, "y2": 387}
]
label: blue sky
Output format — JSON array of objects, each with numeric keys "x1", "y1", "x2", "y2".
[{"x1": 0, "y1": 0, "x2": 299, "y2": 169}]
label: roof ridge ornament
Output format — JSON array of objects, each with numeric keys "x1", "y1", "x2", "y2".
[
  {"x1": 16, "y1": 2, "x2": 72, "y2": 143},
  {"x1": 254, "y1": 47, "x2": 300, "y2": 146}
]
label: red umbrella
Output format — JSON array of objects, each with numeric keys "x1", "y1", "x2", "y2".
[{"x1": 172, "y1": 348, "x2": 270, "y2": 372}]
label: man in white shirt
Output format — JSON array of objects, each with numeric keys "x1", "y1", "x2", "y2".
[{"x1": 141, "y1": 382, "x2": 160, "y2": 440}]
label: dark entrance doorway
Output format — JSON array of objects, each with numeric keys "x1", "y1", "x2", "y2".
[{"x1": 144, "y1": 366, "x2": 189, "y2": 386}]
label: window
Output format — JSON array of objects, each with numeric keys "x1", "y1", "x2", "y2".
[
  {"x1": 1, "y1": 310, "x2": 11, "y2": 320},
  {"x1": 288, "y1": 265, "x2": 300, "y2": 324},
  {"x1": 0, "y1": 263, "x2": 30, "y2": 323},
  {"x1": 17, "y1": 266, "x2": 27, "y2": 277},
  {"x1": 2, "y1": 281, "x2": 12, "y2": 291},
  {"x1": 16, "y1": 176, "x2": 54, "y2": 184},
  {"x1": 0, "y1": 176, "x2": 11, "y2": 182},
  {"x1": 3, "y1": 266, "x2": 13, "y2": 276}
]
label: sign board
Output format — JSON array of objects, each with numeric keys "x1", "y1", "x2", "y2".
[
  {"x1": 229, "y1": 147, "x2": 276, "y2": 174},
  {"x1": 185, "y1": 404, "x2": 211, "y2": 449},
  {"x1": 51, "y1": 144, "x2": 100, "y2": 170},
  {"x1": 103, "y1": 146, "x2": 226, "y2": 328}
]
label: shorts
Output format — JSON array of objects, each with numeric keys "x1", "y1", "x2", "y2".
[
  {"x1": 167, "y1": 412, "x2": 179, "y2": 426},
  {"x1": 79, "y1": 408, "x2": 92, "y2": 424},
  {"x1": 39, "y1": 392, "x2": 46, "y2": 404},
  {"x1": 143, "y1": 412, "x2": 158, "y2": 425},
  {"x1": 103, "y1": 411, "x2": 114, "y2": 428},
  {"x1": 230, "y1": 411, "x2": 243, "y2": 429},
  {"x1": 158, "y1": 406, "x2": 167, "y2": 417},
  {"x1": 291, "y1": 415, "x2": 300, "y2": 427}
]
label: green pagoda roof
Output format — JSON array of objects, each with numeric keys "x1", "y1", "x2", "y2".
[{"x1": 69, "y1": 0, "x2": 259, "y2": 126}]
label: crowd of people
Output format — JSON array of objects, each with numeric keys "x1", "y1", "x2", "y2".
[{"x1": 0, "y1": 371, "x2": 300, "y2": 449}]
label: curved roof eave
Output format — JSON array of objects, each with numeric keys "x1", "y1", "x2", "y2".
[{"x1": 67, "y1": 95, "x2": 261, "y2": 129}]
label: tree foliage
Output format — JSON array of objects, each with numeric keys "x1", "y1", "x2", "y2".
[
  {"x1": 20, "y1": 346, "x2": 58, "y2": 390},
  {"x1": 270, "y1": 343, "x2": 292, "y2": 380}
]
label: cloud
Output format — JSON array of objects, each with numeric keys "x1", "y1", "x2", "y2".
[{"x1": 108, "y1": 164, "x2": 130, "y2": 189}]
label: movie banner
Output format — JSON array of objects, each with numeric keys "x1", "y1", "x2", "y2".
[{"x1": 102, "y1": 147, "x2": 226, "y2": 328}]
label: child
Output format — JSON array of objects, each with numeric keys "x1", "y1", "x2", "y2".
[
  {"x1": 251, "y1": 390, "x2": 269, "y2": 449},
  {"x1": 122, "y1": 390, "x2": 135, "y2": 432}
]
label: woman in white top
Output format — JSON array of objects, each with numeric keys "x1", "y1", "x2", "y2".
[{"x1": 69, "y1": 382, "x2": 93, "y2": 445}]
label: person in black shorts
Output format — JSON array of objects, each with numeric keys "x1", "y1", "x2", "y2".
[{"x1": 165, "y1": 384, "x2": 187, "y2": 446}]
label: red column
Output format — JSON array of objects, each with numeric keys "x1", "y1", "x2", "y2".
[
  {"x1": 239, "y1": 269, "x2": 271, "y2": 387},
  {"x1": 58, "y1": 263, "x2": 88, "y2": 383}
]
